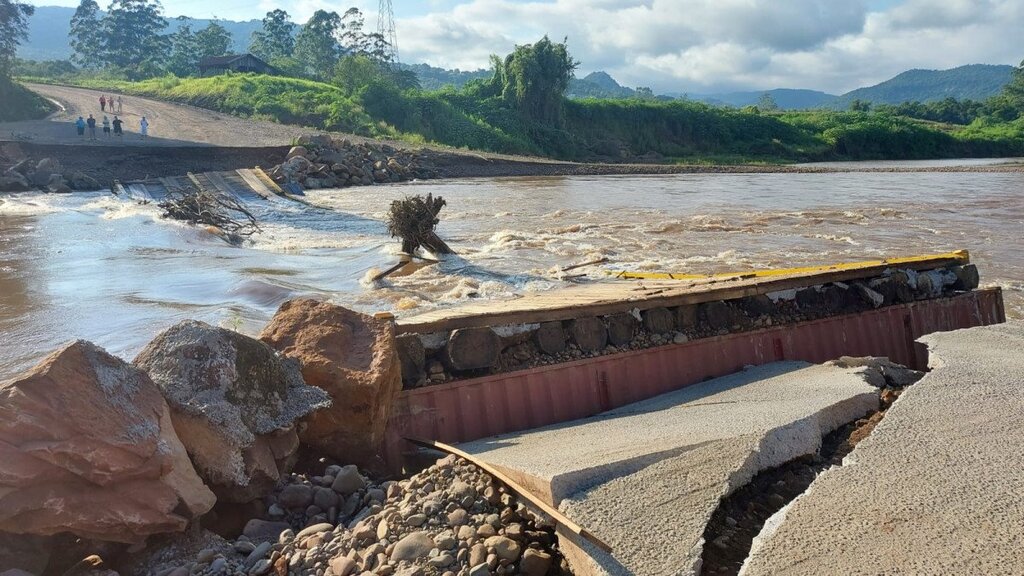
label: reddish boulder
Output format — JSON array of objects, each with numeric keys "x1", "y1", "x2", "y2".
[
  {"x1": 0, "y1": 341, "x2": 215, "y2": 543},
  {"x1": 260, "y1": 299, "x2": 402, "y2": 468},
  {"x1": 135, "y1": 321, "x2": 330, "y2": 503}
]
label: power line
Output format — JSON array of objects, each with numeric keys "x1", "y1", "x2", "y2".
[{"x1": 377, "y1": 0, "x2": 398, "y2": 64}]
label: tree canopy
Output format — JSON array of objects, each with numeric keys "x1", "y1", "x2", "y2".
[
  {"x1": 249, "y1": 9, "x2": 295, "y2": 62},
  {"x1": 293, "y1": 9, "x2": 342, "y2": 79},
  {"x1": 0, "y1": 0, "x2": 34, "y2": 76},
  {"x1": 488, "y1": 36, "x2": 578, "y2": 124},
  {"x1": 69, "y1": 0, "x2": 103, "y2": 68},
  {"x1": 101, "y1": 0, "x2": 168, "y2": 76}
]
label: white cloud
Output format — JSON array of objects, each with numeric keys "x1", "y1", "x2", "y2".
[{"x1": 388, "y1": 0, "x2": 1024, "y2": 94}]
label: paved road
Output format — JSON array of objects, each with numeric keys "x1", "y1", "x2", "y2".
[
  {"x1": 460, "y1": 361, "x2": 879, "y2": 576},
  {"x1": 741, "y1": 322, "x2": 1024, "y2": 575},
  {"x1": 0, "y1": 84, "x2": 306, "y2": 147}
]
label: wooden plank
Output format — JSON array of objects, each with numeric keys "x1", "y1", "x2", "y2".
[
  {"x1": 253, "y1": 166, "x2": 285, "y2": 195},
  {"x1": 612, "y1": 250, "x2": 970, "y2": 281},
  {"x1": 235, "y1": 169, "x2": 273, "y2": 199},
  {"x1": 396, "y1": 252, "x2": 970, "y2": 334},
  {"x1": 405, "y1": 437, "x2": 613, "y2": 554}
]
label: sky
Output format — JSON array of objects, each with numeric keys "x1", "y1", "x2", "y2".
[{"x1": 26, "y1": 0, "x2": 1024, "y2": 94}]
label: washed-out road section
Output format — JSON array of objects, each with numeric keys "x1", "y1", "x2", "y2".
[
  {"x1": 740, "y1": 321, "x2": 1024, "y2": 575},
  {"x1": 458, "y1": 361, "x2": 881, "y2": 575}
]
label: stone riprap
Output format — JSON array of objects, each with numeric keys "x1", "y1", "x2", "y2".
[
  {"x1": 0, "y1": 341, "x2": 215, "y2": 544},
  {"x1": 740, "y1": 322, "x2": 1024, "y2": 575},
  {"x1": 134, "y1": 320, "x2": 331, "y2": 503},
  {"x1": 268, "y1": 135, "x2": 440, "y2": 190},
  {"x1": 401, "y1": 265, "x2": 979, "y2": 388},
  {"x1": 459, "y1": 361, "x2": 884, "y2": 575}
]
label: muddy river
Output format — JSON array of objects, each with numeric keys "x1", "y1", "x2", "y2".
[{"x1": 1, "y1": 165, "x2": 1021, "y2": 378}]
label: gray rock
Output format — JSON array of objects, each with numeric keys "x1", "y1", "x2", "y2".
[
  {"x1": 243, "y1": 519, "x2": 291, "y2": 542},
  {"x1": 313, "y1": 486, "x2": 340, "y2": 510},
  {"x1": 0, "y1": 173, "x2": 30, "y2": 192},
  {"x1": 331, "y1": 465, "x2": 365, "y2": 495},
  {"x1": 69, "y1": 171, "x2": 101, "y2": 191},
  {"x1": 279, "y1": 484, "x2": 314, "y2": 509},
  {"x1": 244, "y1": 541, "x2": 272, "y2": 568},
  {"x1": 469, "y1": 564, "x2": 489, "y2": 576},
  {"x1": 295, "y1": 522, "x2": 333, "y2": 540},
  {"x1": 134, "y1": 320, "x2": 330, "y2": 502},
  {"x1": 406, "y1": 513, "x2": 427, "y2": 527},
  {"x1": 390, "y1": 531, "x2": 434, "y2": 562}
]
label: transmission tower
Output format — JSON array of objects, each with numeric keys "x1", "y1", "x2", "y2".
[{"x1": 377, "y1": 0, "x2": 400, "y2": 64}]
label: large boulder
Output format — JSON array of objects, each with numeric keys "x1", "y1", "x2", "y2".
[
  {"x1": 259, "y1": 299, "x2": 402, "y2": 468},
  {"x1": 0, "y1": 341, "x2": 215, "y2": 543},
  {"x1": 0, "y1": 173, "x2": 30, "y2": 192},
  {"x1": 69, "y1": 171, "x2": 102, "y2": 191},
  {"x1": 134, "y1": 321, "x2": 331, "y2": 503}
]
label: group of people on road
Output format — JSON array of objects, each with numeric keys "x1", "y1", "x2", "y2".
[
  {"x1": 99, "y1": 94, "x2": 122, "y2": 114},
  {"x1": 74, "y1": 92, "x2": 149, "y2": 141}
]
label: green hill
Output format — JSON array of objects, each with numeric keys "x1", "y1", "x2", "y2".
[
  {"x1": 696, "y1": 89, "x2": 837, "y2": 110},
  {"x1": 833, "y1": 64, "x2": 1014, "y2": 108}
]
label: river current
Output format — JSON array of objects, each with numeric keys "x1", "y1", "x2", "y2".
[{"x1": 1, "y1": 164, "x2": 1021, "y2": 378}]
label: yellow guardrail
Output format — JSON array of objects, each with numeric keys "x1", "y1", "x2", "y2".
[{"x1": 609, "y1": 250, "x2": 970, "y2": 281}]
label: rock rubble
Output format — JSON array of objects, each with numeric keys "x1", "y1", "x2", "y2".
[
  {"x1": 135, "y1": 455, "x2": 570, "y2": 576},
  {"x1": 267, "y1": 135, "x2": 441, "y2": 191}
]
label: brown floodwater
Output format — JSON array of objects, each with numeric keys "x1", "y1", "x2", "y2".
[{"x1": 1, "y1": 164, "x2": 1021, "y2": 379}]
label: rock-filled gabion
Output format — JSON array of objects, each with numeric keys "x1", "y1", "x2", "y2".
[
  {"x1": 398, "y1": 265, "x2": 980, "y2": 388},
  {"x1": 148, "y1": 455, "x2": 570, "y2": 576},
  {"x1": 267, "y1": 135, "x2": 441, "y2": 191}
]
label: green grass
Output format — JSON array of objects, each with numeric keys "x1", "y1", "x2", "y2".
[
  {"x1": 20, "y1": 72, "x2": 1024, "y2": 162},
  {"x1": 0, "y1": 78, "x2": 57, "y2": 122}
]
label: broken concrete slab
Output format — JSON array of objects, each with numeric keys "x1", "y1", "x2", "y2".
[
  {"x1": 740, "y1": 322, "x2": 1024, "y2": 576},
  {"x1": 459, "y1": 361, "x2": 880, "y2": 575}
]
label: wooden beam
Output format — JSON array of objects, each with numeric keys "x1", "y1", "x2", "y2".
[{"x1": 404, "y1": 437, "x2": 613, "y2": 554}]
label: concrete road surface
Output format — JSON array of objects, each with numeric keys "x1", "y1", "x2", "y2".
[
  {"x1": 459, "y1": 361, "x2": 881, "y2": 576},
  {"x1": 741, "y1": 321, "x2": 1024, "y2": 576},
  {"x1": 0, "y1": 83, "x2": 306, "y2": 147}
]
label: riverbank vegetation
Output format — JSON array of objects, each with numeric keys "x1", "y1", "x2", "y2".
[
  {"x1": 1, "y1": 0, "x2": 55, "y2": 121},
  {"x1": 8, "y1": 0, "x2": 1024, "y2": 162}
]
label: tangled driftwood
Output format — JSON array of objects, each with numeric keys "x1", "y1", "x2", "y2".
[
  {"x1": 386, "y1": 194, "x2": 454, "y2": 255},
  {"x1": 158, "y1": 189, "x2": 261, "y2": 242}
]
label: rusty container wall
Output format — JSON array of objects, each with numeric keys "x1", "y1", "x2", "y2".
[{"x1": 384, "y1": 288, "x2": 1005, "y2": 468}]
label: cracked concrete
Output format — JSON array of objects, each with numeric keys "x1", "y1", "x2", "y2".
[
  {"x1": 459, "y1": 360, "x2": 881, "y2": 575},
  {"x1": 739, "y1": 321, "x2": 1024, "y2": 576}
]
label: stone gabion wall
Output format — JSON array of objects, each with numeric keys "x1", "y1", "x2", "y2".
[{"x1": 396, "y1": 265, "x2": 980, "y2": 389}]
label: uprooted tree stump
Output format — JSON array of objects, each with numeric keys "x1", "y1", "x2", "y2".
[{"x1": 386, "y1": 193, "x2": 455, "y2": 256}]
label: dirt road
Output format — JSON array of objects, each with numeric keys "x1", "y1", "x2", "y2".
[{"x1": 0, "y1": 83, "x2": 307, "y2": 147}]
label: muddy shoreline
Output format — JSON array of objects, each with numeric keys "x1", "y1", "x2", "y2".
[{"x1": 3, "y1": 141, "x2": 1023, "y2": 191}]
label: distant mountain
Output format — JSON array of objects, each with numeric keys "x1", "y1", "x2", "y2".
[
  {"x1": 694, "y1": 88, "x2": 836, "y2": 110},
  {"x1": 832, "y1": 64, "x2": 1014, "y2": 107},
  {"x1": 400, "y1": 63, "x2": 490, "y2": 91},
  {"x1": 568, "y1": 71, "x2": 636, "y2": 99},
  {"x1": 19, "y1": 6, "x2": 260, "y2": 60}
]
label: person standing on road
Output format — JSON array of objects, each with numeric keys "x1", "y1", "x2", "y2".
[
  {"x1": 112, "y1": 115, "x2": 123, "y2": 138},
  {"x1": 117, "y1": 96, "x2": 123, "y2": 114},
  {"x1": 86, "y1": 114, "x2": 97, "y2": 140},
  {"x1": 75, "y1": 116, "x2": 86, "y2": 139},
  {"x1": 99, "y1": 95, "x2": 106, "y2": 112},
  {"x1": 140, "y1": 116, "x2": 149, "y2": 138},
  {"x1": 102, "y1": 115, "x2": 111, "y2": 138}
]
